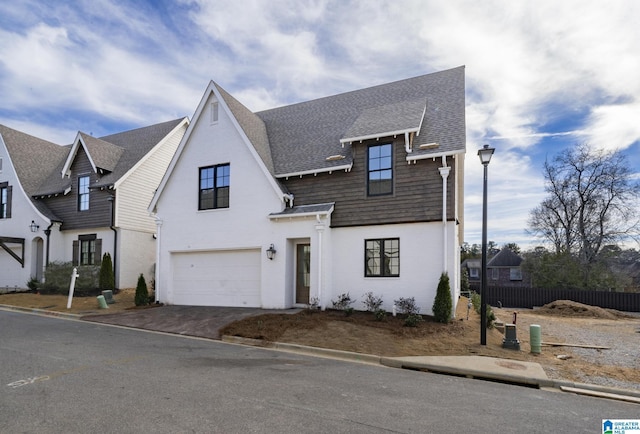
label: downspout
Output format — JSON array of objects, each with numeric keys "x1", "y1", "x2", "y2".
[
  {"x1": 315, "y1": 214, "x2": 325, "y2": 310},
  {"x1": 108, "y1": 195, "x2": 117, "y2": 288},
  {"x1": 438, "y1": 157, "x2": 451, "y2": 274},
  {"x1": 43, "y1": 222, "x2": 54, "y2": 267},
  {"x1": 155, "y1": 217, "x2": 163, "y2": 304}
]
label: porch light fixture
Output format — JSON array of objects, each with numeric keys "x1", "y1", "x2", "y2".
[
  {"x1": 266, "y1": 244, "x2": 277, "y2": 260},
  {"x1": 30, "y1": 220, "x2": 40, "y2": 233},
  {"x1": 478, "y1": 144, "x2": 495, "y2": 345}
]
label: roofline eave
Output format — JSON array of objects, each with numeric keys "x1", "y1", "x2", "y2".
[
  {"x1": 275, "y1": 163, "x2": 353, "y2": 179},
  {"x1": 340, "y1": 127, "x2": 420, "y2": 145}
]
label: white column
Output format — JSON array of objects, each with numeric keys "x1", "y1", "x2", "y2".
[
  {"x1": 315, "y1": 219, "x2": 325, "y2": 310},
  {"x1": 439, "y1": 164, "x2": 451, "y2": 273}
]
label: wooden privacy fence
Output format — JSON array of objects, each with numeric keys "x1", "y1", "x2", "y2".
[{"x1": 468, "y1": 284, "x2": 640, "y2": 312}]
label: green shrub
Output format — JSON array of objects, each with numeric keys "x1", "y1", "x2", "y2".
[
  {"x1": 331, "y1": 293, "x2": 354, "y2": 312},
  {"x1": 471, "y1": 291, "x2": 495, "y2": 328},
  {"x1": 99, "y1": 253, "x2": 115, "y2": 291},
  {"x1": 374, "y1": 308, "x2": 387, "y2": 321},
  {"x1": 362, "y1": 292, "x2": 383, "y2": 312},
  {"x1": 135, "y1": 273, "x2": 149, "y2": 306},
  {"x1": 26, "y1": 277, "x2": 39, "y2": 292},
  {"x1": 432, "y1": 272, "x2": 452, "y2": 323},
  {"x1": 42, "y1": 261, "x2": 100, "y2": 295},
  {"x1": 393, "y1": 297, "x2": 420, "y2": 315},
  {"x1": 404, "y1": 313, "x2": 423, "y2": 327},
  {"x1": 307, "y1": 297, "x2": 320, "y2": 311}
]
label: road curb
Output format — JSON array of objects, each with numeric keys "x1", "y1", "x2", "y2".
[
  {"x1": 0, "y1": 304, "x2": 82, "y2": 320},
  {"x1": 221, "y1": 335, "x2": 382, "y2": 364},
  {"x1": 222, "y1": 335, "x2": 640, "y2": 402}
]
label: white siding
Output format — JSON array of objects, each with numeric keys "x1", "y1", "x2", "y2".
[{"x1": 117, "y1": 122, "x2": 187, "y2": 232}]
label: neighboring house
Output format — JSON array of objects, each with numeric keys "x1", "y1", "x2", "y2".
[
  {"x1": 461, "y1": 258, "x2": 481, "y2": 284},
  {"x1": 149, "y1": 67, "x2": 466, "y2": 313},
  {"x1": 486, "y1": 247, "x2": 530, "y2": 288},
  {"x1": 0, "y1": 118, "x2": 188, "y2": 290}
]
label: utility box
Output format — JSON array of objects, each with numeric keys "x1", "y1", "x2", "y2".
[
  {"x1": 502, "y1": 324, "x2": 521, "y2": 350},
  {"x1": 102, "y1": 290, "x2": 115, "y2": 304}
]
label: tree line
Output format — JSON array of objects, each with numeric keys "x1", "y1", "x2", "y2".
[{"x1": 463, "y1": 144, "x2": 640, "y2": 292}]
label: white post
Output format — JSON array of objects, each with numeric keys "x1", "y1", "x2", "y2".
[
  {"x1": 315, "y1": 219, "x2": 325, "y2": 310},
  {"x1": 67, "y1": 267, "x2": 79, "y2": 309},
  {"x1": 439, "y1": 164, "x2": 451, "y2": 273}
]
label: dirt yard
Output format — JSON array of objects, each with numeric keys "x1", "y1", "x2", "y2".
[{"x1": 2, "y1": 291, "x2": 639, "y2": 391}]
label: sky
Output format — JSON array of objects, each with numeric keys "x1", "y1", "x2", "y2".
[{"x1": 1, "y1": 0, "x2": 639, "y2": 251}]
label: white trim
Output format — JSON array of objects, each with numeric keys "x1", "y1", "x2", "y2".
[
  {"x1": 61, "y1": 134, "x2": 97, "y2": 177},
  {"x1": 149, "y1": 81, "x2": 286, "y2": 213},
  {"x1": 0, "y1": 135, "x2": 53, "y2": 225},
  {"x1": 276, "y1": 164, "x2": 353, "y2": 179},
  {"x1": 340, "y1": 127, "x2": 420, "y2": 145},
  {"x1": 114, "y1": 118, "x2": 189, "y2": 190},
  {"x1": 406, "y1": 149, "x2": 464, "y2": 163},
  {"x1": 268, "y1": 208, "x2": 334, "y2": 221}
]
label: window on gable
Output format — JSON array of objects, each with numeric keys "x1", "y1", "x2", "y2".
[
  {"x1": 78, "y1": 175, "x2": 90, "y2": 211},
  {"x1": 365, "y1": 238, "x2": 399, "y2": 277},
  {"x1": 469, "y1": 267, "x2": 479, "y2": 279},
  {"x1": 199, "y1": 164, "x2": 230, "y2": 210},
  {"x1": 367, "y1": 143, "x2": 393, "y2": 196},
  {"x1": 0, "y1": 182, "x2": 11, "y2": 219}
]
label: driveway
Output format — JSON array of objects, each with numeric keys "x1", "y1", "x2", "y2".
[{"x1": 83, "y1": 305, "x2": 301, "y2": 340}]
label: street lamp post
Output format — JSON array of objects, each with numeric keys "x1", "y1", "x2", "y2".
[{"x1": 478, "y1": 144, "x2": 495, "y2": 345}]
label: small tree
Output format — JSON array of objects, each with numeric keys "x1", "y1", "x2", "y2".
[
  {"x1": 99, "y1": 253, "x2": 115, "y2": 291},
  {"x1": 135, "y1": 273, "x2": 149, "y2": 306},
  {"x1": 432, "y1": 272, "x2": 452, "y2": 323}
]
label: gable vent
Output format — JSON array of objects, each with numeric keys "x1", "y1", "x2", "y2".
[{"x1": 325, "y1": 154, "x2": 346, "y2": 161}]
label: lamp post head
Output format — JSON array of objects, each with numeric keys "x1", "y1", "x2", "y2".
[{"x1": 478, "y1": 144, "x2": 495, "y2": 166}]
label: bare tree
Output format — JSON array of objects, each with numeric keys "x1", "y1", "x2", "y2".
[{"x1": 528, "y1": 144, "x2": 640, "y2": 286}]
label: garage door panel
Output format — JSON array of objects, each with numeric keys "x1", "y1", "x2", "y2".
[{"x1": 171, "y1": 249, "x2": 261, "y2": 307}]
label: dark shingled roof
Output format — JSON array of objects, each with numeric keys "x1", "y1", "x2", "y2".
[
  {"x1": 33, "y1": 118, "x2": 186, "y2": 196},
  {"x1": 253, "y1": 66, "x2": 466, "y2": 176},
  {"x1": 1, "y1": 118, "x2": 186, "y2": 220},
  {"x1": 488, "y1": 248, "x2": 523, "y2": 267}
]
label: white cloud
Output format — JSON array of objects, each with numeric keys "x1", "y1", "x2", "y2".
[{"x1": 1, "y1": 0, "x2": 640, "y2": 251}]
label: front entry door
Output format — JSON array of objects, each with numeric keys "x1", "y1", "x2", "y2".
[{"x1": 296, "y1": 244, "x2": 310, "y2": 304}]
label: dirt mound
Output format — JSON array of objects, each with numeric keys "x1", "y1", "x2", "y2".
[{"x1": 535, "y1": 300, "x2": 626, "y2": 319}]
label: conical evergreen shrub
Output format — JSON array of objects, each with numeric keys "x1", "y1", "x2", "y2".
[
  {"x1": 99, "y1": 253, "x2": 115, "y2": 290},
  {"x1": 432, "y1": 272, "x2": 452, "y2": 323},
  {"x1": 135, "y1": 273, "x2": 149, "y2": 306}
]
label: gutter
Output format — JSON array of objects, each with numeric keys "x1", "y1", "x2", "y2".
[{"x1": 108, "y1": 195, "x2": 118, "y2": 289}]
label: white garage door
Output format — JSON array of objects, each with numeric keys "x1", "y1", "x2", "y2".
[{"x1": 171, "y1": 249, "x2": 261, "y2": 307}]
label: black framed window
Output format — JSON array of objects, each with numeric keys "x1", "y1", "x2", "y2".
[
  {"x1": 365, "y1": 238, "x2": 399, "y2": 277},
  {"x1": 199, "y1": 164, "x2": 230, "y2": 210},
  {"x1": 73, "y1": 234, "x2": 101, "y2": 266},
  {"x1": 78, "y1": 175, "x2": 90, "y2": 211},
  {"x1": 367, "y1": 143, "x2": 393, "y2": 196},
  {"x1": 0, "y1": 182, "x2": 11, "y2": 219}
]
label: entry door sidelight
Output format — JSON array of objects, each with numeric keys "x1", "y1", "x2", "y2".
[{"x1": 296, "y1": 244, "x2": 310, "y2": 304}]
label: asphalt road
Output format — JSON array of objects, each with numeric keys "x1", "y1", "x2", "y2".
[{"x1": 1, "y1": 310, "x2": 636, "y2": 433}]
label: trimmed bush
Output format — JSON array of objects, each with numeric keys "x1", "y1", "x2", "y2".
[
  {"x1": 42, "y1": 261, "x2": 100, "y2": 295},
  {"x1": 432, "y1": 272, "x2": 452, "y2": 323},
  {"x1": 362, "y1": 292, "x2": 383, "y2": 312},
  {"x1": 135, "y1": 273, "x2": 149, "y2": 306},
  {"x1": 99, "y1": 253, "x2": 115, "y2": 291},
  {"x1": 471, "y1": 291, "x2": 496, "y2": 328}
]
